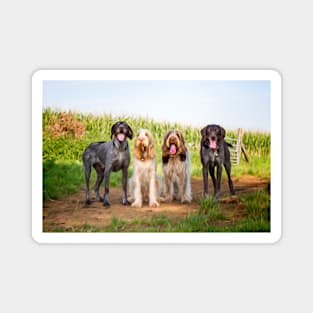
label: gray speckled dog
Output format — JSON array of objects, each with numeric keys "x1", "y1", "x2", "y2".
[
  {"x1": 200, "y1": 124, "x2": 235, "y2": 199},
  {"x1": 82, "y1": 121, "x2": 133, "y2": 206}
]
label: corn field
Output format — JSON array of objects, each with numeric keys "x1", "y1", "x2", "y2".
[{"x1": 43, "y1": 109, "x2": 270, "y2": 161}]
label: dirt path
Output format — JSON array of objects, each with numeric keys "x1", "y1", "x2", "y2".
[{"x1": 43, "y1": 175, "x2": 268, "y2": 231}]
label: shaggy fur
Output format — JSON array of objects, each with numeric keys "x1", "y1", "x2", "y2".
[
  {"x1": 128, "y1": 129, "x2": 160, "y2": 208},
  {"x1": 161, "y1": 130, "x2": 192, "y2": 203}
]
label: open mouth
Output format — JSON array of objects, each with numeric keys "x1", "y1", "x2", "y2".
[
  {"x1": 117, "y1": 133, "x2": 125, "y2": 141},
  {"x1": 209, "y1": 139, "x2": 217, "y2": 149},
  {"x1": 169, "y1": 143, "x2": 177, "y2": 155}
]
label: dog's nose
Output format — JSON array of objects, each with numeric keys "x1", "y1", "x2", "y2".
[{"x1": 211, "y1": 136, "x2": 216, "y2": 141}]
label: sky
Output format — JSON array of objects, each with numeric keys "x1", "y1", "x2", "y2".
[{"x1": 43, "y1": 80, "x2": 270, "y2": 131}]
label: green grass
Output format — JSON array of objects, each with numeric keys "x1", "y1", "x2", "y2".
[
  {"x1": 50, "y1": 190, "x2": 270, "y2": 232},
  {"x1": 43, "y1": 109, "x2": 271, "y2": 232},
  {"x1": 43, "y1": 160, "x2": 84, "y2": 200},
  {"x1": 43, "y1": 108, "x2": 271, "y2": 161},
  {"x1": 43, "y1": 159, "x2": 124, "y2": 200},
  {"x1": 43, "y1": 109, "x2": 271, "y2": 200}
]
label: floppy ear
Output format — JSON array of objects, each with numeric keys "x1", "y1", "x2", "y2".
[
  {"x1": 162, "y1": 131, "x2": 170, "y2": 155},
  {"x1": 126, "y1": 124, "x2": 133, "y2": 140},
  {"x1": 110, "y1": 122, "x2": 121, "y2": 139},
  {"x1": 220, "y1": 126, "x2": 226, "y2": 138},
  {"x1": 147, "y1": 133, "x2": 156, "y2": 159},
  {"x1": 162, "y1": 155, "x2": 170, "y2": 164},
  {"x1": 177, "y1": 131, "x2": 187, "y2": 154},
  {"x1": 179, "y1": 154, "x2": 187, "y2": 162},
  {"x1": 200, "y1": 126, "x2": 207, "y2": 137}
]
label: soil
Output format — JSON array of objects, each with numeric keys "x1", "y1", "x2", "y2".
[{"x1": 43, "y1": 176, "x2": 269, "y2": 231}]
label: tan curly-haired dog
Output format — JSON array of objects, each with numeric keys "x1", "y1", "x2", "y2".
[{"x1": 128, "y1": 129, "x2": 160, "y2": 208}]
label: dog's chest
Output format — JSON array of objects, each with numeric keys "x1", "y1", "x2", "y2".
[
  {"x1": 208, "y1": 150, "x2": 220, "y2": 164},
  {"x1": 163, "y1": 157, "x2": 185, "y2": 176},
  {"x1": 111, "y1": 151, "x2": 128, "y2": 171}
]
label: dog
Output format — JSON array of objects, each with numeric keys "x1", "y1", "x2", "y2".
[
  {"x1": 200, "y1": 124, "x2": 235, "y2": 199},
  {"x1": 161, "y1": 130, "x2": 192, "y2": 203},
  {"x1": 82, "y1": 121, "x2": 133, "y2": 206},
  {"x1": 128, "y1": 129, "x2": 160, "y2": 208}
]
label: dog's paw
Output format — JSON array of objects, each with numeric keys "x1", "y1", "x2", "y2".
[
  {"x1": 96, "y1": 195, "x2": 104, "y2": 202},
  {"x1": 160, "y1": 195, "x2": 172, "y2": 202},
  {"x1": 131, "y1": 201, "x2": 142, "y2": 208},
  {"x1": 181, "y1": 195, "x2": 192, "y2": 204},
  {"x1": 149, "y1": 200, "x2": 160, "y2": 208},
  {"x1": 103, "y1": 199, "x2": 111, "y2": 207},
  {"x1": 214, "y1": 193, "x2": 221, "y2": 200},
  {"x1": 85, "y1": 199, "x2": 91, "y2": 205},
  {"x1": 121, "y1": 198, "x2": 131, "y2": 206}
]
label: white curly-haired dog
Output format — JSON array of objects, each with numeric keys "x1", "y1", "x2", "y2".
[
  {"x1": 128, "y1": 129, "x2": 160, "y2": 208},
  {"x1": 161, "y1": 130, "x2": 192, "y2": 203}
]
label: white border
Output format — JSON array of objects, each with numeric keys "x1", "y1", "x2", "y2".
[{"x1": 32, "y1": 69, "x2": 281, "y2": 244}]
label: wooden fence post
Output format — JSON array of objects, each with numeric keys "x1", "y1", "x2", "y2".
[{"x1": 236, "y1": 128, "x2": 249, "y2": 163}]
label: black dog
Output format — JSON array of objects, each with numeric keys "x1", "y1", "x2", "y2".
[
  {"x1": 82, "y1": 121, "x2": 133, "y2": 206},
  {"x1": 200, "y1": 124, "x2": 235, "y2": 199}
]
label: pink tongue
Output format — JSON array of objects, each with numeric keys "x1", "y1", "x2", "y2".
[
  {"x1": 210, "y1": 141, "x2": 217, "y2": 149},
  {"x1": 170, "y1": 144, "x2": 177, "y2": 155},
  {"x1": 117, "y1": 133, "x2": 125, "y2": 141}
]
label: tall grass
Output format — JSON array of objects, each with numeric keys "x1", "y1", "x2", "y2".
[
  {"x1": 43, "y1": 109, "x2": 271, "y2": 200},
  {"x1": 43, "y1": 108, "x2": 270, "y2": 161}
]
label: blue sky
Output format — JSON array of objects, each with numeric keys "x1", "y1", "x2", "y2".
[{"x1": 43, "y1": 80, "x2": 270, "y2": 131}]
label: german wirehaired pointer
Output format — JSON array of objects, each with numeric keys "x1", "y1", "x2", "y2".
[
  {"x1": 200, "y1": 124, "x2": 235, "y2": 199},
  {"x1": 82, "y1": 121, "x2": 133, "y2": 206}
]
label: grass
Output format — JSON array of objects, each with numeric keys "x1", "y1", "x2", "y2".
[
  {"x1": 43, "y1": 108, "x2": 271, "y2": 161},
  {"x1": 49, "y1": 190, "x2": 270, "y2": 232},
  {"x1": 43, "y1": 109, "x2": 271, "y2": 232}
]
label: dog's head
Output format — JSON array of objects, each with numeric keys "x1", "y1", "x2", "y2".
[
  {"x1": 111, "y1": 121, "x2": 133, "y2": 142},
  {"x1": 162, "y1": 130, "x2": 187, "y2": 163},
  {"x1": 200, "y1": 124, "x2": 225, "y2": 150},
  {"x1": 134, "y1": 129, "x2": 156, "y2": 160}
]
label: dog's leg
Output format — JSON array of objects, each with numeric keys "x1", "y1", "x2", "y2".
[
  {"x1": 208, "y1": 164, "x2": 217, "y2": 196},
  {"x1": 149, "y1": 173, "x2": 160, "y2": 208},
  {"x1": 182, "y1": 172, "x2": 192, "y2": 203},
  {"x1": 202, "y1": 164, "x2": 209, "y2": 197},
  {"x1": 131, "y1": 175, "x2": 143, "y2": 208},
  {"x1": 84, "y1": 163, "x2": 92, "y2": 205},
  {"x1": 224, "y1": 162, "x2": 235, "y2": 195},
  {"x1": 121, "y1": 166, "x2": 130, "y2": 205},
  {"x1": 163, "y1": 175, "x2": 173, "y2": 201},
  {"x1": 93, "y1": 164, "x2": 104, "y2": 201},
  {"x1": 215, "y1": 164, "x2": 222, "y2": 199},
  {"x1": 103, "y1": 168, "x2": 111, "y2": 207},
  {"x1": 180, "y1": 171, "x2": 191, "y2": 203}
]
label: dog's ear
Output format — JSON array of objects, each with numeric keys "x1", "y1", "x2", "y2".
[
  {"x1": 200, "y1": 126, "x2": 208, "y2": 137},
  {"x1": 126, "y1": 124, "x2": 133, "y2": 140},
  {"x1": 177, "y1": 131, "x2": 185, "y2": 146},
  {"x1": 219, "y1": 126, "x2": 226, "y2": 138},
  {"x1": 162, "y1": 155, "x2": 170, "y2": 164},
  {"x1": 162, "y1": 131, "x2": 171, "y2": 155},
  {"x1": 177, "y1": 131, "x2": 187, "y2": 156},
  {"x1": 147, "y1": 132, "x2": 156, "y2": 159},
  {"x1": 110, "y1": 121, "x2": 121, "y2": 139},
  {"x1": 179, "y1": 153, "x2": 186, "y2": 162}
]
